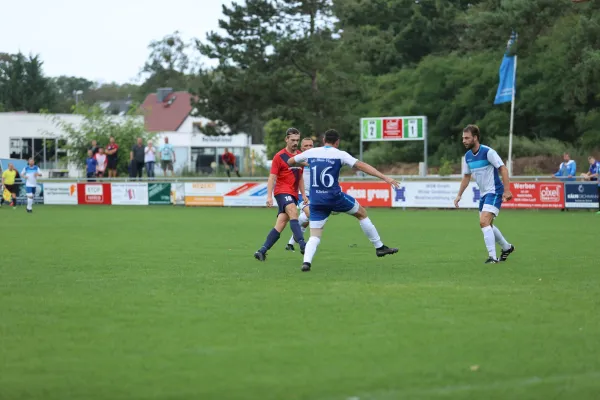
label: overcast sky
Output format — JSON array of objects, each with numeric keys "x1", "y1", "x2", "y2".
[{"x1": 0, "y1": 0, "x2": 231, "y2": 84}]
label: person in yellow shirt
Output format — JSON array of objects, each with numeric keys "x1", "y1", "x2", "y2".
[{"x1": 2, "y1": 163, "x2": 18, "y2": 208}]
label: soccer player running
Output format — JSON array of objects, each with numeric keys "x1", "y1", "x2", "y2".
[
  {"x1": 285, "y1": 137, "x2": 314, "y2": 251},
  {"x1": 288, "y1": 129, "x2": 399, "y2": 272},
  {"x1": 454, "y1": 125, "x2": 515, "y2": 264},
  {"x1": 21, "y1": 158, "x2": 42, "y2": 213},
  {"x1": 254, "y1": 128, "x2": 308, "y2": 261}
]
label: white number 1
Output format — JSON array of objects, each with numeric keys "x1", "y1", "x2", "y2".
[{"x1": 311, "y1": 166, "x2": 335, "y2": 188}]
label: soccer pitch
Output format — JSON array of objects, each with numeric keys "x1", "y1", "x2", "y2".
[{"x1": 1, "y1": 206, "x2": 599, "y2": 400}]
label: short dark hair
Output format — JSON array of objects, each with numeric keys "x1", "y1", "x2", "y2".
[
  {"x1": 286, "y1": 127, "x2": 300, "y2": 136},
  {"x1": 323, "y1": 129, "x2": 340, "y2": 145},
  {"x1": 463, "y1": 124, "x2": 480, "y2": 141}
]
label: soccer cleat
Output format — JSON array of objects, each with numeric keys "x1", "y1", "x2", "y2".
[
  {"x1": 301, "y1": 262, "x2": 311, "y2": 272},
  {"x1": 27, "y1": 209, "x2": 33, "y2": 213},
  {"x1": 285, "y1": 244, "x2": 295, "y2": 252},
  {"x1": 484, "y1": 257, "x2": 499, "y2": 264},
  {"x1": 254, "y1": 251, "x2": 266, "y2": 261},
  {"x1": 376, "y1": 245, "x2": 398, "y2": 258},
  {"x1": 499, "y1": 245, "x2": 515, "y2": 262},
  {"x1": 300, "y1": 245, "x2": 305, "y2": 255}
]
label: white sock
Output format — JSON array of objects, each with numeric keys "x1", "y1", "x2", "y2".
[
  {"x1": 303, "y1": 236, "x2": 321, "y2": 264},
  {"x1": 299, "y1": 212, "x2": 309, "y2": 226},
  {"x1": 359, "y1": 217, "x2": 383, "y2": 248},
  {"x1": 492, "y1": 225, "x2": 511, "y2": 251},
  {"x1": 288, "y1": 235, "x2": 296, "y2": 245},
  {"x1": 481, "y1": 226, "x2": 497, "y2": 259},
  {"x1": 27, "y1": 196, "x2": 33, "y2": 210}
]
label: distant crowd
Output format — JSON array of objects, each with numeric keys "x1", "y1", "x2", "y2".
[
  {"x1": 84, "y1": 138, "x2": 242, "y2": 181},
  {"x1": 85, "y1": 136, "x2": 176, "y2": 182}
]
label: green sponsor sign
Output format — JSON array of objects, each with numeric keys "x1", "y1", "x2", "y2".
[
  {"x1": 360, "y1": 116, "x2": 426, "y2": 141},
  {"x1": 148, "y1": 183, "x2": 172, "y2": 205}
]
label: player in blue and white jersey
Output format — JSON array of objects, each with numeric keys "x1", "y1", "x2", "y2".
[
  {"x1": 288, "y1": 129, "x2": 399, "y2": 272},
  {"x1": 286, "y1": 137, "x2": 314, "y2": 251},
  {"x1": 454, "y1": 125, "x2": 514, "y2": 264},
  {"x1": 21, "y1": 158, "x2": 42, "y2": 213}
]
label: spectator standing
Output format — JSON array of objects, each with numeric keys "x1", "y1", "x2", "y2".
[
  {"x1": 106, "y1": 136, "x2": 119, "y2": 177},
  {"x1": 581, "y1": 156, "x2": 597, "y2": 181},
  {"x1": 159, "y1": 137, "x2": 176, "y2": 177},
  {"x1": 553, "y1": 152, "x2": 576, "y2": 181},
  {"x1": 86, "y1": 150, "x2": 98, "y2": 182},
  {"x1": 145, "y1": 140, "x2": 156, "y2": 178},
  {"x1": 222, "y1": 148, "x2": 241, "y2": 177},
  {"x1": 95, "y1": 147, "x2": 108, "y2": 178},
  {"x1": 130, "y1": 138, "x2": 145, "y2": 179},
  {"x1": 89, "y1": 140, "x2": 99, "y2": 156}
]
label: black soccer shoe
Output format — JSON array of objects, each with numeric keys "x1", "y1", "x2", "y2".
[
  {"x1": 254, "y1": 251, "x2": 267, "y2": 261},
  {"x1": 301, "y1": 262, "x2": 311, "y2": 272},
  {"x1": 376, "y1": 245, "x2": 398, "y2": 258},
  {"x1": 499, "y1": 245, "x2": 515, "y2": 262},
  {"x1": 484, "y1": 257, "x2": 499, "y2": 264},
  {"x1": 27, "y1": 209, "x2": 33, "y2": 214},
  {"x1": 285, "y1": 244, "x2": 295, "y2": 252}
]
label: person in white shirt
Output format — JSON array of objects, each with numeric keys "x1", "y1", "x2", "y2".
[
  {"x1": 145, "y1": 140, "x2": 157, "y2": 178},
  {"x1": 95, "y1": 147, "x2": 108, "y2": 178},
  {"x1": 21, "y1": 158, "x2": 42, "y2": 213}
]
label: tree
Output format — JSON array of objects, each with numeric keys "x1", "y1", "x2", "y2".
[
  {"x1": 47, "y1": 105, "x2": 153, "y2": 176},
  {"x1": 0, "y1": 52, "x2": 56, "y2": 112},
  {"x1": 138, "y1": 31, "x2": 193, "y2": 99},
  {"x1": 264, "y1": 118, "x2": 294, "y2": 158}
]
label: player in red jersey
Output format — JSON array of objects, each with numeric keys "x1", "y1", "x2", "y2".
[{"x1": 254, "y1": 128, "x2": 308, "y2": 261}]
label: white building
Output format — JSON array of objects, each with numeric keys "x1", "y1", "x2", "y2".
[{"x1": 0, "y1": 88, "x2": 264, "y2": 177}]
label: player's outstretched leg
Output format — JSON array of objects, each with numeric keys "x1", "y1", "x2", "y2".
[
  {"x1": 351, "y1": 204, "x2": 398, "y2": 257},
  {"x1": 493, "y1": 224, "x2": 514, "y2": 261},
  {"x1": 480, "y1": 212, "x2": 498, "y2": 263},
  {"x1": 255, "y1": 214, "x2": 287, "y2": 261}
]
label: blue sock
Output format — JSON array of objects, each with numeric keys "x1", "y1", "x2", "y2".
[
  {"x1": 260, "y1": 228, "x2": 281, "y2": 253},
  {"x1": 290, "y1": 219, "x2": 306, "y2": 248}
]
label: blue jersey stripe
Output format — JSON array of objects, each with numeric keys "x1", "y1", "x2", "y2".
[{"x1": 467, "y1": 159, "x2": 490, "y2": 170}]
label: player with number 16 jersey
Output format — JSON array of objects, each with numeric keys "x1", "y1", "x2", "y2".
[{"x1": 288, "y1": 129, "x2": 400, "y2": 272}]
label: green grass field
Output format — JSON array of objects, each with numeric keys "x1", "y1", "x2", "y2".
[{"x1": 1, "y1": 206, "x2": 599, "y2": 400}]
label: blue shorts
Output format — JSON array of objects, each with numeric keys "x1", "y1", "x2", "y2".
[
  {"x1": 275, "y1": 193, "x2": 298, "y2": 215},
  {"x1": 309, "y1": 193, "x2": 360, "y2": 228},
  {"x1": 479, "y1": 193, "x2": 502, "y2": 216},
  {"x1": 26, "y1": 186, "x2": 36, "y2": 195}
]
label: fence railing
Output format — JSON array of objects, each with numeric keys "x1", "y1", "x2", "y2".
[{"x1": 19, "y1": 175, "x2": 594, "y2": 183}]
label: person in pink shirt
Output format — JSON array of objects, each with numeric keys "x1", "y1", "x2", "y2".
[{"x1": 95, "y1": 147, "x2": 108, "y2": 178}]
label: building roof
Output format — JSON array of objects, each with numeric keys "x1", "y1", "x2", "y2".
[{"x1": 141, "y1": 91, "x2": 194, "y2": 132}]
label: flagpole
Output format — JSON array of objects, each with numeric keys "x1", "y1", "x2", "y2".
[{"x1": 507, "y1": 54, "x2": 517, "y2": 177}]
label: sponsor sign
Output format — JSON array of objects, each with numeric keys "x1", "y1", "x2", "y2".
[
  {"x1": 77, "y1": 183, "x2": 112, "y2": 205},
  {"x1": 148, "y1": 183, "x2": 172, "y2": 205},
  {"x1": 340, "y1": 182, "x2": 392, "y2": 207},
  {"x1": 185, "y1": 196, "x2": 224, "y2": 206},
  {"x1": 392, "y1": 181, "x2": 479, "y2": 208},
  {"x1": 184, "y1": 182, "x2": 235, "y2": 206},
  {"x1": 222, "y1": 182, "x2": 277, "y2": 207},
  {"x1": 503, "y1": 182, "x2": 564, "y2": 209},
  {"x1": 16, "y1": 184, "x2": 44, "y2": 205},
  {"x1": 171, "y1": 182, "x2": 185, "y2": 205},
  {"x1": 111, "y1": 183, "x2": 149, "y2": 205},
  {"x1": 44, "y1": 183, "x2": 78, "y2": 205},
  {"x1": 565, "y1": 183, "x2": 599, "y2": 209}
]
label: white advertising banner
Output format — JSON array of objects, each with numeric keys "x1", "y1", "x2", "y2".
[
  {"x1": 111, "y1": 183, "x2": 149, "y2": 205},
  {"x1": 184, "y1": 182, "x2": 238, "y2": 196},
  {"x1": 222, "y1": 182, "x2": 277, "y2": 207},
  {"x1": 171, "y1": 182, "x2": 186, "y2": 205},
  {"x1": 44, "y1": 183, "x2": 78, "y2": 205},
  {"x1": 392, "y1": 181, "x2": 480, "y2": 209}
]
